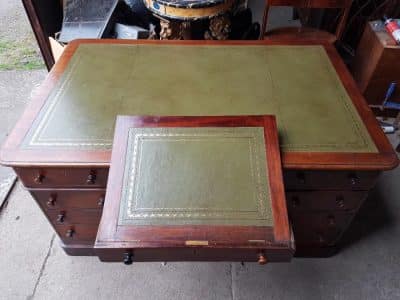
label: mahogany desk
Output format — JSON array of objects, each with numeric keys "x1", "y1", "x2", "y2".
[{"x1": 1, "y1": 40, "x2": 398, "y2": 258}]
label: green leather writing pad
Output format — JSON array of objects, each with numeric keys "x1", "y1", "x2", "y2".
[
  {"x1": 22, "y1": 44, "x2": 377, "y2": 153},
  {"x1": 118, "y1": 127, "x2": 272, "y2": 226}
]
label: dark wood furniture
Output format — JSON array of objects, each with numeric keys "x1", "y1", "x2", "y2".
[
  {"x1": 22, "y1": 0, "x2": 63, "y2": 70},
  {"x1": 352, "y1": 21, "x2": 400, "y2": 108},
  {"x1": 147, "y1": 0, "x2": 235, "y2": 40},
  {"x1": 143, "y1": 0, "x2": 233, "y2": 20},
  {"x1": 0, "y1": 40, "x2": 397, "y2": 258},
  {"x1": 260, "y1": 0, "x2": 352, "y2": 43},
  {"x1": 96, "y1": 115, "x2": 293, "y2": 263}
]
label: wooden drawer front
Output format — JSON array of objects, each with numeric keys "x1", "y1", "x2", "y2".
[
  {"x1": 294, "y1": 227, "x2": 343, "y2": 246},
  {"x1": 45, "y1": 209, "x2": 102, "y2": 225},
  {"x1": 364, "y1": 78, "x2": 400, "y2": 105},
  {"x1": 290, "y1": 212, "x2": 355, "y2": 246},
  {"x1": 14, "y1": 167, "x2": 108, "y2": 188},
  {"x1": 96, "y1": 247, "x2": 293, "y2": 263},
  {"x1": 31, "y1": 189, "x2": 106, "y2": 210},
  {"x1": 55, "y1": 224, "x2": 98, "y2": 244},
  {"x1": 372, "y1": 49, "x2": 400, "y2": 81},
  {"x1": 284, "y1": 170, "x2": 379, "y2": 191},
  {"x1": 286, "y1": 191, "x2": 367, "y2": 212}
]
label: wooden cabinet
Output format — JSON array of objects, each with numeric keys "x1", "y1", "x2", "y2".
[
  {"x1": 352, "y1": 21, "x2": 400, "y2": 107},
  {"x1": 22, "y1": 0, "x2": 63, "y2": 70}
]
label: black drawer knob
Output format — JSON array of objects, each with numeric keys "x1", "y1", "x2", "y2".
[
  {"x1": 57, "y1": 212, "x2": 66, "y2": 223},
  {"x1": 66, "y1": 229, "x2": 74, "y2": 238},
  {"x1": 47, "y1": 195, "x2": 57, "y2": 207},
  {"x1": 123, "y1": 251, "x2": 134, "y2": 265},
  {"x1": 34, "y1": 173, "x2": 45, "y2": 184}
]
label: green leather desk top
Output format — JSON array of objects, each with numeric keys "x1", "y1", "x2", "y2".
[
  {"x1": 118, "y1": 127, "x2": 272, "y2": 226},
  {"x1": 22, "y1": 43, "x2": 377, "y2": 153}
]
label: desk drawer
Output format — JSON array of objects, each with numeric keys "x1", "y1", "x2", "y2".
[
  {"x1": 31, "y1": 189, "x2": 106, "y2": 209},
  {"x1": 55, "y1": 224, "x2": 98, "y2": 244},
  {"x1": 15, "y1": 167, "x2": 108, "y2": 188},
  {"x1": 284, "y1": 170, "x2": 379, "y2": 190},
  {"x1": 290, "y1": 212, "x2": 355, "y2": 246},
  {"x1": 286, "y1": 191, "x2": 367, "y2": 212},
  {"x1": 95, "y1": 247, "x2": 294, "y2": 263},
  {"x1": 45, "y1": 209, "x2": 102, "y2": 225},
  {"x1": 17, "y1": 168, "x2": 379, "y2": 190}
]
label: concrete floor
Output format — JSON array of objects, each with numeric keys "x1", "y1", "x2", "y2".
[
  {"x1": 1, "y1": 1, "x2": 400, "y2": 300},
  {"x1": 1, "y1": 167, "x2": 399, "y2": 300}
]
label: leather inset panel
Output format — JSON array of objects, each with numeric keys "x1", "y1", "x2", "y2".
[
  {"x1": 21, "y1": 44, "x2": 377, "y2": 153},
  {"x1": 118, "y1": 127, "x2": 273, "y2": 226}
]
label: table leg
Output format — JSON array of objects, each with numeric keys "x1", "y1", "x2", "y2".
[
  {"x1": 159, "y1": 19, "x2": 191, "y2": 40},
  {"x1": 204, "y1": 14, "x2": 231, "y2": 40}
]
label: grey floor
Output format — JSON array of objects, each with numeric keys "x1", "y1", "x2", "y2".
[{"x1": 1, "y1": 1, "x2": 400, "y2": 300}]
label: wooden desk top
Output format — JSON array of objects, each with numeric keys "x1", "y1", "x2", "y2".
[{"x1": 0, "y1": 40, "x2": 397, "y2": 170}]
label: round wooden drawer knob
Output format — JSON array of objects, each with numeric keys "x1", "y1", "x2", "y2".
[
  {"x1": 86, "y1": 174, "x2": 96, "y2": 185},
  {"x1": 98, "y1": 196, "x2": 105, "y2": 207},
  {"x1": 257, "y1": 253, "x2": 268, "y2": 265},
  {"x1": 336, "y1": 196, "x2": 345, "y2": 208},
  {"x1": 348, "y1": 173, "x2": 358, "y2": 186},
  {"x1": 86, "y1": 170, "x2": 97, "y2": 185},
  {"x1": 66, "y1": 229, "x2": 74, "y2": 238},
  {"x1": 318, "y1": 233, "x2": 325, "y2": 244},
  {"x1": 57, "y1": 212, "x2": 66, "y2": 223},
  {"x1": 296, "y1": 172, "x2": 306, "y2": 184},
  {"x1": 47, "y1": 195, "x2": 57, "y2": 207},
  {"x1": 291, "y1": 196, "x2": 300, "y2": 208},
  {"x1": 328, "y1": 215, "x2": 336, "y2": 226},
  {"x1": 34, "y1": 174, "x2": 45, "y2": 184}
]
